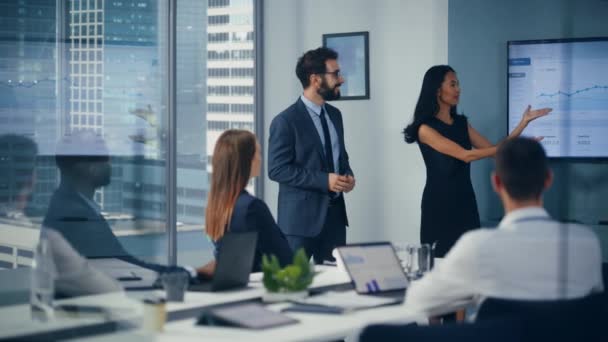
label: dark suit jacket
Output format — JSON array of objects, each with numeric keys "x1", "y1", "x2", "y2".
[
  {"x1": 43, "y1": 184, "x2": 186, "y2": 275},
  {"x1": 268, "y1": 97, "x2": 353, "y2": 237},
  {"x1": 214, "y1": 191, "x2": 293, "y2": 272},
  {"x1": 43, "y1": 184, "x2": 128, "y2": 258}
]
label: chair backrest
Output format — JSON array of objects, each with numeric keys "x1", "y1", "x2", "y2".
[
  {"x1": 603, "y1": 263, "x2": 608, "y2": 318},
  {"x1": 478, "y1": 294, "x2": 604, "y2": 341},
  {"x1": 602, "y1": 262, "x2": 608, "y2": 295},
  {"x1": 359, "y1": 320, "x2": 522, "y2": 342}
]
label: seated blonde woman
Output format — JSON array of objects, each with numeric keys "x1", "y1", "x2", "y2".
[{"x1": 198, "y1": 130, "x2": 292, "y2": 277}]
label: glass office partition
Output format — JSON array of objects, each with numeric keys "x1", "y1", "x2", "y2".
[
  {"x1": 176, "y1": 0, "x2": 257, "y2": 266},
  {"x1": 0, "y1": 0, "x2": 170, "y2": 268},
  {"x1": 0, "y1": 0, "x2": 262, "y2": 273}
]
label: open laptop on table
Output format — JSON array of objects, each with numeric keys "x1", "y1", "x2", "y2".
[
  {"x1": 337, "y1": 242, "x2": 409, "y2": 301},
  {"x1": 189, "y1": 231, "x2": 258, "y2": 292}
]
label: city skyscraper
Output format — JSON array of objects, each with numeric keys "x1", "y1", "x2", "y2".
[
  {"x1": 0, "y1": 0, "x2": 256, "y2": 268},
  {"x1": 206, "y1": 0, "x2": 255, "y2": 172}
]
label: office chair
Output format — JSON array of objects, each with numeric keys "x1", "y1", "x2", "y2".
[
  {"x1": 602, "y1": 263, "x2": 608, "y2": 323},
  {"x1": 359, "y1": 320, "x2": 522, "y2": 342},
  {"x1": 477, "y1": 293, "x2": 604, "y2": 342}
]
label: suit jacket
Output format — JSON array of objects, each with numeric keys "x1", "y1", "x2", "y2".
[
  {"x1": 214, "y1": 191, "x2": 293, "y2": 272},
  {"x1": 43, "y1": 184, "x2": 187, "y2": 276},
  {"x1": 43, "y1": 184, "x2": 128, "y2": 258},
  {"x1": 268, "y1": 97, "x2": 353, "y2": 237}
]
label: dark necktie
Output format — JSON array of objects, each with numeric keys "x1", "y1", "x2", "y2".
[{"x1": 319, "y1": 107, "x2": 335, "y2": 174}]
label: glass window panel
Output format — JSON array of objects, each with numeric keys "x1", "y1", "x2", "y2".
[
  {"x1": 0, "y1": 0, "x2": 169, "y2": 275},
  {"x1": 1, "y1": 0, "x2": 262, "y2": 282},
  {"x1": 176, "y1": 0, "x2": 256, "y2": 266}
]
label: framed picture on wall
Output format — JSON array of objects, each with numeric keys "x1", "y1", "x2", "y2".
[{"x1": 322, "y1": 31, "x2": 370, "y2": 100}]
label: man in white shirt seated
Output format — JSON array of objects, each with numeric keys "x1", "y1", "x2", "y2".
[{"x1": 404, "y1": 137, "x2": 604, "y2": 316}]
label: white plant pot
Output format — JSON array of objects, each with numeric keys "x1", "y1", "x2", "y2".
[{"x1": 262, "y1": 290, "x2": 308, "y2": 303}]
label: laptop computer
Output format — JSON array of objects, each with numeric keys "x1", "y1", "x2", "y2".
[
  {"x1": 337, "y1": 242, "x2": 409, "y2": 300},
  {"x1": 189, "y1": 231, "x2": 258, "y2": 292}
]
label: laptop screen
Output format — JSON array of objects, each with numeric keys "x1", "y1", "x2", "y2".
[{"x1": 338, "y1": 243, "x2": 409, "y2": 294}]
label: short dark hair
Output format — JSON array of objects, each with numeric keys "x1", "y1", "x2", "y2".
[
  {"x1": 495, "y1": 137, "x2": 549, "y2": 201},
  {"x1": 295, "y1": 47, "x2": 338, "y2": 89}
]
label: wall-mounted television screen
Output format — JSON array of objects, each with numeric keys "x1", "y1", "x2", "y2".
[{"x1": 508, "y1": 37, "x2": 608, "y2": 158}]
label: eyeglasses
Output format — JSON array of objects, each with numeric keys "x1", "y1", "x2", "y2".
[{"x1": 320, "y1": 70, "x2": 341, "y2": 78}]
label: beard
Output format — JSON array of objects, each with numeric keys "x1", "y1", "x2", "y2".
[
  {"x1": 317, "y1": 77, "x2": 341, "y2": 101},
  {"x1": 90, "y1": 162, "x2": 112, "y2": 187}
]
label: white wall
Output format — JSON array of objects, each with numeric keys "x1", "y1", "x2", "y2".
[{"x1": 263, "y1": 0, "x2": 449, "y2": 244}]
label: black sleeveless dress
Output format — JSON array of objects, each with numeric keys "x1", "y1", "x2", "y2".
[{"x1": 419, "y1": 115, "x2": 480, "y2": 257}]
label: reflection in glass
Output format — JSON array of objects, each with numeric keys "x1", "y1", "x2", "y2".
[
  {"x1": 0, "y1": 0, "x2": 257, "y2": 271},
  {"x1": 177, "y1": 0, "x2": 256, "y2": 266}
]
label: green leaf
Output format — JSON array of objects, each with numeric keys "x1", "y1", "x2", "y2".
[{"x1": 261, "y1": 248, "x2": 316, "y2": 292}]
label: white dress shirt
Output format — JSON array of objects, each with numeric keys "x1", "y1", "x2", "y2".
[{"x1": 404, "y1": 207, "x2": 604, "y2": 316}]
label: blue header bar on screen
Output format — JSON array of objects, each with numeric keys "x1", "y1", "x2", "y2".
[{"x1": 509, "y1": 58, "x2": 531, "y2": 66}]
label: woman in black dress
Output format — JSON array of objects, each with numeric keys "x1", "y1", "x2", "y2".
[{"x1": 403, "y1": 65, "x2": 550, "y2": 257}]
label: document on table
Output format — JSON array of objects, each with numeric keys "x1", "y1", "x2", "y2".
[{"x1": 292, "y1": 290, "x2": 401, "y2": 310}]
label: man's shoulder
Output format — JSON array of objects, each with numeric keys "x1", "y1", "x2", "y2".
[
  {"x1": 274, "y1": 99, "x2": 303, "y2": 120},
  {"x1": 460, "y1": 227, "x2": 496, "y2": 242},
  {"x1": 45, "y1": 188, "x2": 90, "y2": 218},
  {"x1": 450, "y1": 228, "x2": 496, "y2": 255},
  {"x1": 563, "y1": 222, "x2": 601, "y2": 242}
]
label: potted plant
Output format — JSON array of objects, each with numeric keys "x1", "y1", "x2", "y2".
[{"x1": 261, "y1": 248, "x2": 315, "y2": 303}]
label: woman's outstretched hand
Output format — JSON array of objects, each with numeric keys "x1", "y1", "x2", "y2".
[{"x1": 522, "y1": 105, "x2": 552, "y2": 124}]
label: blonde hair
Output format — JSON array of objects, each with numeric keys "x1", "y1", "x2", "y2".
[{"x1": 205, "y1": 130, "x2": 256, "y2": 241}]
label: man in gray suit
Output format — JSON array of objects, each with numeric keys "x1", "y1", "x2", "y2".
[{"x1": 268, "y1": 47, "x2": 355, "y2": 264}]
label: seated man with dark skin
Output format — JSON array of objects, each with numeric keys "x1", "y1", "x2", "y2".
[
  {"x1": 0, "y1": 133, "x2": 121, "y2": 297},
  {"x1": 43, "y1": 131, "x2": 205, "y2": 283}
]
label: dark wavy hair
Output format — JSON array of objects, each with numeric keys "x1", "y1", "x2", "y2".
[
  {"x1": 295, "y1": 47, "x2": 339, "y2": 89},
  {"x1": 403, "y1": 65, "x2": 458, "y2": 143}
]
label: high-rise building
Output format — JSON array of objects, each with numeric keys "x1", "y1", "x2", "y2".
[
  {"x1": 0, "y1": 0, "x2": 256, "y2": 268},
  {"x1": 206, "y1": 0, "x2": 255, "y2": 172},
  {"x1": 0, "y1": 0, "x2": 59, "y2": 218}
]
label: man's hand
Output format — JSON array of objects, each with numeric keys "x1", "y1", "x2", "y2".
[
  {"x1": 329, "y1": 174, "x2": 356, "y2": 193},
  {"x1": 343, "y1": 175, "x2": 356, "y2": 193},
  {"x1": 329, "y1": 173, "x2": 349, "y2": 192}
]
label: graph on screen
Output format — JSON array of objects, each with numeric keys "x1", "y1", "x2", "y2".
[{"x1": 508, "y1": 38, "x2": 608, "y2": 158}]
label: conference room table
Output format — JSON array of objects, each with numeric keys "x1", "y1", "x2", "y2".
[
  {"x1": 1, "y1": 265, "x2": 453, "y2": 342},
  {"x1": 74, "y1": 265, "x2": 430, "y2": 342}
]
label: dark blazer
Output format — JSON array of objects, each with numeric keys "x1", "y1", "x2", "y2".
[
  {"x1": 43, "y1": 184, "x2": 186, "y2": 275},
  {"x1": 214, "y1": 191, "x2": 293, "y2": 272},
  {"x1": 43, "y1": 184, "x2": 128, "y2": 258},
  {"x1": 268, "y1": 97, "x2": 353, "y2": 237}
]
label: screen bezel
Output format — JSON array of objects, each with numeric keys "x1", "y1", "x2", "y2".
[
  {"x1": 507, "y1": 36, "x2": 608, "y2": 160},
  {"x1": 337, "y1": 242, "x2": 409, "y2": 294}
]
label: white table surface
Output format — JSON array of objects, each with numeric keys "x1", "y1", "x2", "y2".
[
  {"x1": 0, "y1": 265, "x2": 350, "y2": 340},
  {"x1": 0, "y1": 291, "x2": 142, "y2": 340},
  {"x1": 75, "y1": 298, "x2": 426, "y2": 342},
  {"x1": 73, "y1": 266, "x2": 428, "y2": 342},
  {"x1": 5, "y1": 265, "x2": 450, "y2": 342}
]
